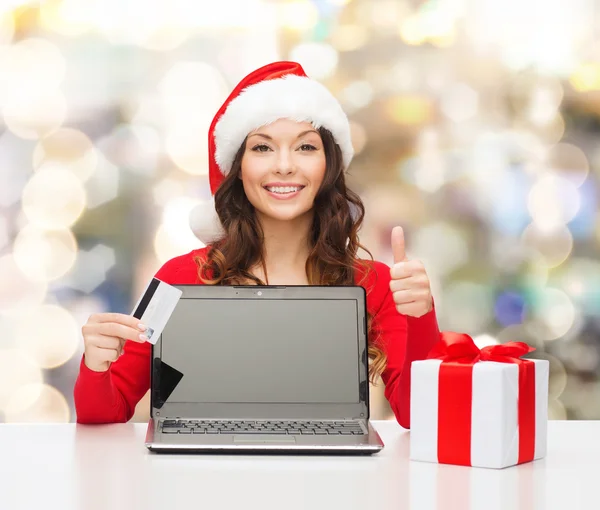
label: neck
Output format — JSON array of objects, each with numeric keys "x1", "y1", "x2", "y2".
[{"x1": 257, "y1": 210, "x2": 314, "y2": 275}]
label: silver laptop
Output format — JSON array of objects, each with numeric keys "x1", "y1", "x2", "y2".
[{"x1": 144, "y1": 285, "x2": 384, "y2": 454}]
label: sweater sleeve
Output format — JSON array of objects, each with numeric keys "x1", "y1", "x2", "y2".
[
  {"x1": 73, "y1": 257, "x2": 188, "y2": 424},
  {"x1": 371, "y1": 262, "x2": 441, "y2": 430}
]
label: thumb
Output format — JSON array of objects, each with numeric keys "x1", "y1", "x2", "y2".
[{"x1": 391, "y1": 226, "x2": 408, "y2": 263}]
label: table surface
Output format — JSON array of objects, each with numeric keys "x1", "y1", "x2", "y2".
[{"x1": 0, "y1": 420, "x2": 596, "y2": 510}]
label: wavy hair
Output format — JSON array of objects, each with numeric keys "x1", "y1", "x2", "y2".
[{"x1": 194, "y1": 127, "x2": 386, "y2": 383}]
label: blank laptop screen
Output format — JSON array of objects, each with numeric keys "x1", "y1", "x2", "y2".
[{"x1": 160, "y1": 298, "x2": 361, "y2": 404}]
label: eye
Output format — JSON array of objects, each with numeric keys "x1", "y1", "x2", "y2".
[
  {"x1": 299, "y1": 144, "x2": 317, "y2": 151},
  {"x1": 251, "y1": 144, "x2": 271, "y2": 152}
]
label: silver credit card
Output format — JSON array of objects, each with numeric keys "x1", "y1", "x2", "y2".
[{"x1": 131, "y1": 278, "x2": 182, "y2": 344}]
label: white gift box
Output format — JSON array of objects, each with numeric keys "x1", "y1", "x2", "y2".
[{"x1": 410, "y1": 358, "x2": 549, "y2": 469}]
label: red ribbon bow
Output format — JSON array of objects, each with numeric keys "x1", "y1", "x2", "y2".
[{"x1": 425, "y1": 332, "x2": 537, "y2": 466}]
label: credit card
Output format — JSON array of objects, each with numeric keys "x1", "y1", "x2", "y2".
[{"x1": 131, "y1": 277, "x2": 182, "y2": 344}]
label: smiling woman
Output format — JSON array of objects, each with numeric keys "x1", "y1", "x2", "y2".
[{"x1": 73, "y1": 61, "x2": 442, "y2": 428}]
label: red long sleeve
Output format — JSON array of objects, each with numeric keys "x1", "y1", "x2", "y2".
[
  {"x1": 73, "y1": 252, "x2": 201, "y2": 424},
  {"x1": 367, "y1": 261, "x2": 441, "y2": 430}
]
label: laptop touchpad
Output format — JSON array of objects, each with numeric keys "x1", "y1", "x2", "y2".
[{"x1": 233, "y1": 435, "x2": 296, "y2": 444}]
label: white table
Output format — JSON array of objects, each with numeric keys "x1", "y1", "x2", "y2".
[{"x1": 0, "y1": 420, "x2": 595, "y2": 510}]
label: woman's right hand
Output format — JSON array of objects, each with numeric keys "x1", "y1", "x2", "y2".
[{"x1": 82, "y1": 313, "x2": 148, "y2": 372}]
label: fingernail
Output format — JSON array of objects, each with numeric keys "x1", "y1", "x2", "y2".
[
  {"x1": 137, "y1": 323, "x2": 147, "y2": 331},
  {"x1": 139, "y1": 334, "x2": 148, "y2": 342}
]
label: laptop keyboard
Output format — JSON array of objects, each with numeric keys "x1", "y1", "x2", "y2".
[{"x1": 160, "y1": 419, "x2": 365, "y2": 435}]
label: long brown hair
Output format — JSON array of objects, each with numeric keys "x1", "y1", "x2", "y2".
[{"x1": 194, "y1": 127, "x2": 386, "y2": 383}]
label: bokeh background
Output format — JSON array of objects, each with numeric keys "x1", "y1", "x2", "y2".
[{"x1": 0, "y1": 0, "x2": 599, "y2": 423}]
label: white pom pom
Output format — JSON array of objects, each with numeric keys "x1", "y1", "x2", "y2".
[{"x1": 189, "y1": 197, "x2": 224, "y2": 245}]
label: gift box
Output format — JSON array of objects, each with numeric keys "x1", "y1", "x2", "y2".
[{"x1": 410, "y1": 332, "x2": 549, "y2": 469}]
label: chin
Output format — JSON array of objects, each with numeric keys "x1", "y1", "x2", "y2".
[{"x1": 259, "y1": 205, "x2": 313, "y2": 223}]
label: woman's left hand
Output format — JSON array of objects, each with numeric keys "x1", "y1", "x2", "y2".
[{"x1": 389, "y1": 226, "x2": 433, "y2": 318}]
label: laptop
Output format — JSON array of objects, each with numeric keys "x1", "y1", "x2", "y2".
[{"x1": 144, "y1": 284, "x2": 384, "y2": 454}]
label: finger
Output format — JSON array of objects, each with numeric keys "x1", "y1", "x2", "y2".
[
  {"x1": 392, "y1": 289, "x2": 430, "y2": 305},
  {"x1": 390, "y1": 259, "x2": 426, "y2": 280},
  {"x1": 87, "y1": 334, "x2": 122, "y2": 350},
  {"x1": 89, "y1": 312, "x2": 147, "y2": 331},
  {"x1": 391, "y1": 226, "x2": 408, "y2": 264},
  {"x1": 389, "y1": 274, "x2": 430, "y2": 292},
  {"x1": 395, "y1": 301, "x2": 429, "y2": 318},
  {"x1": 96, "y1": 323, "x2": 147, "y2": 343},
  {"x1": 92, "y1": 346, "x2": 120, "y2": 363}
]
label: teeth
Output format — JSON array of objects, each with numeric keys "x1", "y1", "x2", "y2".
[{"x1": 266, "y1": 186, "x2": 302, "y2": 194}]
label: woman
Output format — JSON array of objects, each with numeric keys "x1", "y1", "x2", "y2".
[{"x1": 74, "y1": 61, "x2": 440, "y2": 428}]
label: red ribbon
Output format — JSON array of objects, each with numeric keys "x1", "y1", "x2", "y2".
[{"x1": 426, "y1": 332, "x2": 536, "y2": 466}]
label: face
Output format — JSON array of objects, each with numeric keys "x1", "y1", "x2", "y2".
[{"x1": 239, "y1": 118, "x2": 326, "y2": 224}]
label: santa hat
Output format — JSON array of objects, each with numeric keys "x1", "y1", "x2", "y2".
[{"x1": 189, "y1": 61, "x2": 354, "y2": 244}]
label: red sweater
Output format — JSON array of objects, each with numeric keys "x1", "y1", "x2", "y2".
[{"x1": 74, "y1": 247, "x2": 440, "y2": 428}]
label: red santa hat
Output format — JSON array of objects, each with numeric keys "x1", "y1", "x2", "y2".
[{"x1": 189, "y1": 61, "x2": 354, "y2": 244}]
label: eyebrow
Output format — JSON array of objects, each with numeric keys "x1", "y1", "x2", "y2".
[{"x1": 248, "y1": 130, "x2": 319, "y2": 141}]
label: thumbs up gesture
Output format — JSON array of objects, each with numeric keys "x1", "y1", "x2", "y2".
[{"x1": 390, "y1": 226, "x2": 433, "y2": 318}]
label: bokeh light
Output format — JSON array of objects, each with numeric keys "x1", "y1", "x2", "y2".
[
  {"x1": 289, "y1": 42, "x2": 338, "y2": 80},
  {"x1": 4, "y1": 383, "x2": 70, "y2": 423},
  {"x1": 21, "y1": 164, "x2": 87, "y2": 229},
  {"x1": 521, "y1": 223, "x2": 573, "y2": 268},
  {"x1": 154, "y1": 197, "x2": 202, "y2": 263},
  {"x1": 527, "y1": 174, "x2": 580, "y2": 230},
  {"x1": 13, "y1": 304, "x2": 80, "y2": 369},
  {"x1": 0, "y1": 254, "x2": 47, "y2": 316},
  {"x1": 32, "y1": 127, "x2": 98, "y2": 182},
  {"x1": 13, "y1": 225, "x2": 78, "y2": 282},
  {"x1": 525, "y1": 287, "x2": 577, "y2": 341},
  {"x1": 3, "y1": 90, "x2": 67, "y2": 140},
  {"x1": 0, "y1": 348, "x2": 43, "y2": 412}
]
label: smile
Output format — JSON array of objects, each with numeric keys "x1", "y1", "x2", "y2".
[{"x1": 263, "y1": 185, "x2": 305, "y2": 200}]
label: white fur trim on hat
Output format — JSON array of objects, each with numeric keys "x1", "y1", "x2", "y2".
[
  {"x1": 189, "y1": 197, "x2": 224, "y2": 245},
  {"x1": 213, "y1": 74, "x2": 354, "y2": 175}
]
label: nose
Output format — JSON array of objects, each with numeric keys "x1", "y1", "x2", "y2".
[{"x1": 276, "y1": 148, "x2": 294, "y2": 174}]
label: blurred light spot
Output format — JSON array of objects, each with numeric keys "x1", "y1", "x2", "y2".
[
  {"x1": 39, "y1": 0, "x2": 94, "y2": 37},
  {"x1": 289, "y1": 43, "x2": 338, "y2": 80},
  {"x1": 0, "y1": 215, "x2": 8, "y2": 250},
  {"x1": 472, "y1": 334, "x2": 499, "y2": 349},
  {"x1": 62, "y1": 244, "x2": 115, "y2": 294},
  {"x1": 496, "y1": 324, "x2": 541, "y2": 350},
  {"x1": 0, "y1": 10, "x2": 14, "y2": 44},
  {"x1": 555, "y1": 258, "x2": 600, "y2": 315},
  {"x1": 13, "y1": 225, "x2": 78, "y2": 282},
  {"x1": 528, "y1": 174, "x2": 580, "y2": 231},
  {"x1": 491, "y1": 244, "x2": 549, "y2": 289},
  {"x1": 527, "y1": 81, "x2": 563, "y2": 126},
  {"x1": 0, "y1": 349, "x2": 43, "y2": 412},
  {"x1": 412, "y1": 128, "x2": 446, "y2": 192},
  {"x1": 349, "y1": 121, "x2": 367, "y2": 155},
  {"x1": 494, "y1": 291, "x2": 526, "y2": 327},
  {"x1": 525, "y1": 287, "x2": 576, "y2": 341},
  {"x1": 340, "y1": 81, "x2": 373, "y2": 112},
  {"x1": 548, "y1": 399, "x2": 566, "y2": 419},
  {"x1": 0, "y1": 38, "x2": 66, "y2": 103},
  {"x1": 4, "y1": 383, "x2": 70, "y2": 423},
  {"x1": 97, "y1": 123, "x2": 160, "y2": 177},
  {"x1": 14, "y1": 304, "x2": 79, "y2": 369},
  {"x1": 388, "y1": 95, "x2": 433, "y2": 126},
  {"x1": 441, "y1": 281, "x2": 495, "y2": 333},
  {"x1": 161, "y1": 62, "x2": 227, "y2": 175},
  {"x1": 277, "y1": 0, "x2": 319, "y2": 30},
  {"x1": 399, "y1": 15, "x2": 426, "y2": 46},
  {"x1": 536, "y1": 352, "x2": 568, "y2": 401},
  {"x1": 411, "y1": 222, "x2": 468, "y2": 277},
  {"x1": 537, "y1": 113, "x2": 565, "y2": 145},
  {"x1": 521, "y1": 223, "x2": 573, "y2": 268},
  {"x1": 3, "y1": 90, "x2": 67, "y2": 140},
  {"x1": 22, "y1": 164, "x2": 86, "y2": 229},
  {"x1": 569, "y1": 62, "x2": 600, "y2": 92},
  {"x1": 440, "y1": 83, "x2": 478, "y2": 122},
  {"x1": 85, "y1": 153, "x2": 120, "y2": 208},
  {"x1": 33, "y1": 127, "x2": 98, "y2": 182},
  {"x1": 0, "y1": 254, "x2": 47, "y2": 315},
  {"x1": 545, "y1": 143, "x2": 589, "y2": 187},
  {"x1": 330, "y1": 24, "x2": 368, "y2": 51},
  {"x1": 0, "y1": 131, "x2": 34, "y2": 207},
  {"x1": 153, "y1": 178, "x2": 186, "y2": 205},
  {"x1": 154, "y1": 198, "x2": 202, "y2": 263},
  {"x1": 565, "y1": 343, "x2": 600, "y2": 373}
]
